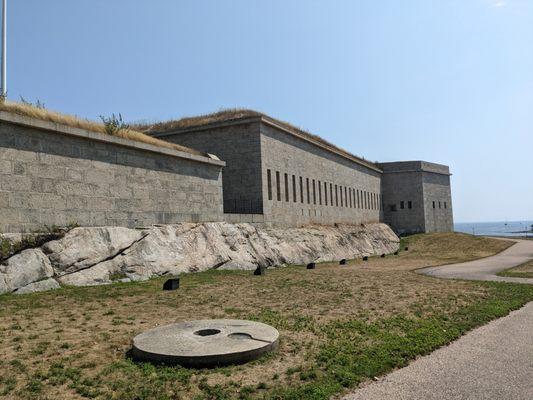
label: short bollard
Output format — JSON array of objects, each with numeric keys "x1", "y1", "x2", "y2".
[
  {"x1": 362, "y1": 256, "x2": 369, "y2": 261},
  {"x1": 163, "y1": 278, "x2": 180, "y2": 291},
  {"x1": 254, "y1": 266, "x2": 266, "y2": 276},
  {"x1": 380, "y1": 254, "x2": 385, "y2": 258},
  {"x1": 339, "y1": 259, "x2": 347, "y2": 265},
  {"x1": 307, "y1": 262, "x2": 316, "y2": 269}
]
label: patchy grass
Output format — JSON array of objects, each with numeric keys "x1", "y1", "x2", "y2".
[
  {"x1": 0, "y1": 100, "x2": 203, "y2": 156},
  {"x1": 0, "y1": 233, "x2": 528, "y2": 400},
  {"x1": 497, "y1": 259, "x2": 533, "y2": 279}
]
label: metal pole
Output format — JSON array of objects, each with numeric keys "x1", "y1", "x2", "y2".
[{"x1": 1, "y1": 0, "x2": 6, "y2": 98}]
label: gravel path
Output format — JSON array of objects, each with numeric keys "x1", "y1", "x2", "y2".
[{"x1": 343, "y1": 238, "x2": 533, "y2": 400}]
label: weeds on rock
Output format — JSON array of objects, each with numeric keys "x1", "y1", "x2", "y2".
[{"x1": 0, "y1": 222, "x2": 78, "y2": 262}]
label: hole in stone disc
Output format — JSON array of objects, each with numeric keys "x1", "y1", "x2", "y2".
[
  {"x1": 228, "y1": 332, "x2": 253, "y2": 340},
  {"x1": 194, "y1": 329, "x2": 221, "y2": 336}
]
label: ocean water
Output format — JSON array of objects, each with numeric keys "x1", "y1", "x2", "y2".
[{"x1": 454, "y1": 220, "x2": 533, "y2": 237}]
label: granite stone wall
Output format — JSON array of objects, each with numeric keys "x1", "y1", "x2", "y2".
[
  {"x1": 0, "y1": 115, "x2": 224, "y2": 233},
  {"x1": 380, "y1": 161, "x2": 453, "y2": 234},
  {"x1": 423, "y1": 171, "x2": 454, "y2": 232},
  {"x1": 260, "y1": 123, "x2": 383, "y2": 227},
  {"x1": 154, "y1": 121, "x2": 263, "y2": 214}
]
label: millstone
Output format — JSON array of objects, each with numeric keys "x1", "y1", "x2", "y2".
[{"x1": 131, "y1": 319, "x2": 279, "y2": 368}]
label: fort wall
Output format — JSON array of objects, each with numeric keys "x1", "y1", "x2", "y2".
[
  {"x1": 260, "y1": 122, "x2": 383, "y2": 227},
  {"x1": 154, "y1": 121, "x2": 263, "y2": 214},
  {"x1": 0, "y1": 113, "x2": 224, "y2": 233}
]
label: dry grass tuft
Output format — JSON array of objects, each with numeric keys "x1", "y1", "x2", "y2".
[
  {"x1": 134, "y1": 108, "x2": 375, "y2": 168},
  {"x1": 0, "y1": 101, "x2": 204, "y2": 156}
]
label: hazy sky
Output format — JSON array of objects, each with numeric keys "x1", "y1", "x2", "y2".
[{"x1": 8, "y1": 0, "x2": 533, "y2": 223}]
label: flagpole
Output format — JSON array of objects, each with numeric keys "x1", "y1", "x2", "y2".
[{"x1": 1, "y1": 0, "x2": 6, "y2": 98}]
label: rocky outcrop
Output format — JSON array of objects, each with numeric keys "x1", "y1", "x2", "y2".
[{"x1": 0, "y1": 222, "x2": 399, "y2": 294}]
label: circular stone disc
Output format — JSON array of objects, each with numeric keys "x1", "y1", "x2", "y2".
[{"x1": 131, "y1": 319, "x2": 279, "y2": 368}]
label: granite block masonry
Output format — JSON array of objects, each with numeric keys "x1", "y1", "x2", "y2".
[
  {"x1": 149, "y1": 112, "x2": 453, "y2": 233},
  {"x1": 0, "y1": 109, "x2": 453, "y2": 234},
  {"x1": 0, "y1": 112, "x2": 225, "y2": 233}
]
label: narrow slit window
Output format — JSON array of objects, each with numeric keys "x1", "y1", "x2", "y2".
[
  {"x1": 292, "y1": 175, "x2": 297, "y2": 202},
  {"x1": 330, "y1": 183, "x2": 333, "y2": 206},
  {"x1": 408, "y1": 201, "x2": 412, "y2": 209},
  {"x1": 344, "y1": 187, "x2": 348, "y2": 208},
  {"x1": 400, "y1": 201, "x2": 405, "y2": 209},
  {"x1": 284, "y1": 173, "x2": 289, "y2": 202},
  {"x1": 312, "y1": 179, "x2": 316, "y2": 205},
  {"x1": 267, "y1": 169, "x2": 272, "y2": 201},
  {"x1": 432, "y1": 201, "x2": 436, "y2": 209},
  {"x1": 349, "y1": 187, "x2": 352, "y2": 208},
  {"x1": 340, "y1": 186, "x2": 343, "y2": 207},
  {"x1": 439, "y1": 201, "x2": 441, "y2": 209},
  {"x1": 444, "y1": 202, "x2": 447, "y2": 209},
  {"x1": 318, "y1": 180, "x2": 322, "y2": 205},
  {"x1": 324, "y1": 182, "x2": 328, "y2": 206},
  {"x1": 276, "y1": 171, "x2": 281, "y2": 201},
  {"x1": 306, "y1": 178, "x2": 310, "y2": 204},
  {"x1": 335, "y1": 185, "x2": 339, "y2": 207},
  {"x1": 300, "y1": 176, "x2": 304, "y2": 203}
]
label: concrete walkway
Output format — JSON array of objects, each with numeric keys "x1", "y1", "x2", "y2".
[
  {"x1": 344, "y1": 301, "x2": 533, "y2": 400},
  {"x1": 418, "y1": 238, "x2": 533, "y2": 284},
  {"x1": 344, "y1": 239, "x2": 533, "y2": 400}
]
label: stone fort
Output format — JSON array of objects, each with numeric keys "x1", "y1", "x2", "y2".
[{"x1": 0, "y1": 107, "x2": 453, "y2": 234}]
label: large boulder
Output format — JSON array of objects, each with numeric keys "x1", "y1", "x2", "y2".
[
  {"x1": 15, "y1": 278, "x2": 60, "y2": 294},
  {"x1": 42, "y1": 227, "x2": 146, "y2": 276},
  {"x1": 1, "y1": 249, "x2": 54, "y2": 293}
]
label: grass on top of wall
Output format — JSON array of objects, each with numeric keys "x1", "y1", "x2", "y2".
[
  {"x1": 133, "y1": 108, "x2": 375, "y2": 167},
  {"x1": 0, "y1": 100, "x2": 203, "y2": 156},
  {"x1": 0, "y1": 233, "x2": 527, "y2": 400}
]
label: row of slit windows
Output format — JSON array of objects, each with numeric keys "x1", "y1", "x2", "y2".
[
  {"x1": 391, "y1": 200, "x2": 447, "y2": 212},
  {"x1": 432, "y1": 201, "x2": 448, "y2": 209},
  {"x1": 266, "y1": 169, "x2": 383, "y2": 211}
]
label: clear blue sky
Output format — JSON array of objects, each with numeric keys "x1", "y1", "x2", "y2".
[{"x1": 8, "y1": 0, "x2": 533, "y2": 223}]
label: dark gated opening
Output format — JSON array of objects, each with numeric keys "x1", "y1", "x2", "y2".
[{"x1": 224, "y1": 199, "x2": 264, "y2": 214}]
